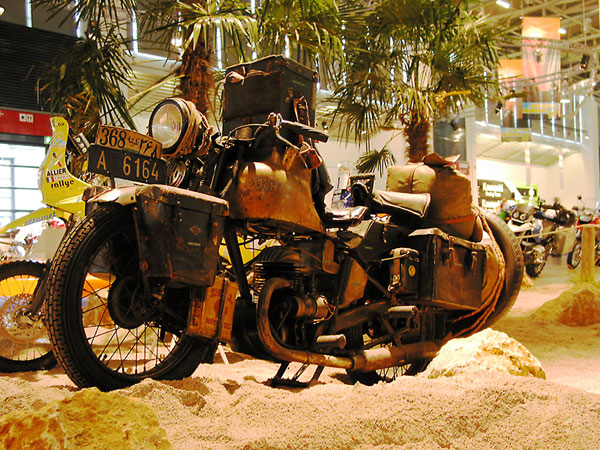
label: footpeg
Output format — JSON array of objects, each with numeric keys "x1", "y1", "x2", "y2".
[{"x1": 388, "y1": 305, "x2": 417, "y2": 319}]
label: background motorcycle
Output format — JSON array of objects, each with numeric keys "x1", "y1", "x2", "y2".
[
  {"x1": 508, "y1": 200, "x2": 575, "y2": 278},
  {"x1": 0, "y1": 117, "x2": 91, "y2": 372},
  {"x1": 42, "y1": 59, "x2": 523, "y2": 392},
  {"x1": 566, "y1": 196, "x2": 600, "y2": 269}
]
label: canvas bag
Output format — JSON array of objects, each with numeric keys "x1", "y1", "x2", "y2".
[{"x1": 386, "y1": 153, "x2": 482, "y2": 241}]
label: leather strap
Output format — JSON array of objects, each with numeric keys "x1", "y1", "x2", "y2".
[{"x1": 424, "y1": 214, "x2": 475, "y2": 225}]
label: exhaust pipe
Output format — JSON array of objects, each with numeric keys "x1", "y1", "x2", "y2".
[{"x1": 256, "y1": 277, "x2": 444, "y2": 372}]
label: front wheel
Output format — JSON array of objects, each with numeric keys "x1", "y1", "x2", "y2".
[
  {"x1": 0, "y1": 260, "x2": 56, "y2": 372},
  {"x1": 45, "y1": 204, "x2": 215, "y2": 391},
  {"x1": 567, "y1": 241, "x2": 582, "y2": 269},
  {"x1": 525, "y1": 254, "x2": 547, "y2": 278}
]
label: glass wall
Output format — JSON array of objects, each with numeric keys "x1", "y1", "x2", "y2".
[
  {"x1": 478, "y1": 92, "x2": 584, "y2": 144},
  {"x1": 0, "y1": 143, "x2": 45, "y2": 228}
]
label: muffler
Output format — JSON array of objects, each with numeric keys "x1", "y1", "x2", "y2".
[{"x1": 256, "y1": 277, "x2": 444, "y2": 372}]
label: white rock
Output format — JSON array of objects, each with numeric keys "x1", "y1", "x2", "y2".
[{"x1": 422, "y1": 328, "x2": 545, "y2": 379}]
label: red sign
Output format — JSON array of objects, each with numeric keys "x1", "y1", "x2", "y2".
[
  {"x1": 0, "y1": 109, "x2": 52, "y2": 137},
  {"x1": 450, "y1": 161, "x2": 470, "y2": 176}
]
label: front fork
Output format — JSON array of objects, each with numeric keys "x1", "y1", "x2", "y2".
[
  {"x1": 223, "y1": 225, "x2": 252, "y2": 303},
  {"x1": 28, "y1": 262, "x2": 49, "y2": 317}
]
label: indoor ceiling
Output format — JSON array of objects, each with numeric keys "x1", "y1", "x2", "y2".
[
  {"x1": 484, "y1": 0, "x2": 600, "y2": 95},
  {"x1": 475, "y1": 1, "x2": 596, "y2": 166},
  {"x1": 474, "y1": 123, "x2": 583, "y2": 165}
]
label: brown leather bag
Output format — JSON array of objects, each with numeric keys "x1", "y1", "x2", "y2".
[{"x1": 386, "y1": 153, "x2": 483, "y2": 241}]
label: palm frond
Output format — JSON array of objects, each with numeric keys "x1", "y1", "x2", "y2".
[
  {"x1": 355, "y1": 147, "x2": 397, "y2": 176},
  {"x1": 31, "y1": 0, "x2": 136, "y2": 30},
  {"x1": 39, "y1": 23, "x2": 136, "y2": 134}
]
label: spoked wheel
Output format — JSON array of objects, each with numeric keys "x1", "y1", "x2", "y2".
[
  {"x1": 0, "y1": 260, "x2": 56, "y2": 372},
  {"x1": 567, "y1": 241, "x2": 582, "y2": 269},
  {"x1": 344, "y1": 315, "x2": 432, "y2": 386},
  {"x1": 45, "y1": 204, "x2": 215, "y2": 391}
]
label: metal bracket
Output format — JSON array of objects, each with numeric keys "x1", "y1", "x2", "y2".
[{"x1": 268, "y1": 362, "x2": 325, "y2": 388}]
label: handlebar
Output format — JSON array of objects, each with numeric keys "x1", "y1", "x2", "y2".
[
  {"x1": 227, "y1": 116, "x2": 329, "y2": 144},
  {"x1": 279, "y1": 119, "x2": 329, "y2": 143}
]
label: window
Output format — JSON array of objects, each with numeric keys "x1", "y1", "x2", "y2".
[{"x1": 0, "y1": 143, "x2": 45, "y2": 228}]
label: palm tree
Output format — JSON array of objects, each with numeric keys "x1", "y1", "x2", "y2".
[
  {"x1": 138, "y1": 0, "x2": 257, "y2": 114},
  {"x1": 34, "y1": 0, "x2": 346, "y2": 122},
  {"x1": 141, "y1": 0, "x2": 346, "y2": 113},
  {"x1": 33, "y1": 0, "x2": 139, "y2": 134},
  {"x1": 331, "y1": 0, "x2": 502, "y2": 163}
]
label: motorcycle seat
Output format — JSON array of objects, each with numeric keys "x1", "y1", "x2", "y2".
[
  {"x1": 352, "y1": 183, "x2": 431, "y2": 218},
  {"x1": 322, "y1": 206, "x2": 368, "y2": 228}
]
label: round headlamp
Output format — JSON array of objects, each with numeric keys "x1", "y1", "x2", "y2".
[
  {"x1": 148, "y1": 98, "x2": 190, "y2": 155},
  {"x1": 519, "y1": 212, "x2": 528, "y2": 221}
]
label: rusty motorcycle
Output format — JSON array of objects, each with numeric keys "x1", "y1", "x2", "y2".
[{"x1": 43, "y1": 56, "x2": 523, "y2": 390}]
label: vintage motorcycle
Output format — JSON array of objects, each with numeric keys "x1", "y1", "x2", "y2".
[
  {"x1": 43, "y1": 56, "x2": 523, "y2": 391},
  {"x1": 0, "y1": 117, "x2": 91, "y2": 372},
  {"x1": 508, "y1": 201, "x2": 574, "y2": 278}
]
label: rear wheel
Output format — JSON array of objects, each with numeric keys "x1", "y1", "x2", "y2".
[
  {"x1": 344, "y1": 313, "x2": 433, "y2": 385},
  {"x1": 472, "y1": 212, "x2": 524, "y2": 328},
  {"x1": 45, "y1": 204, "x2": 215, "y2": 391},
  {"x1": 0, "y1": 261, "x2": 56, "y2": 372}
]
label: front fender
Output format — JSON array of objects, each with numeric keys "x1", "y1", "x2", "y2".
[{"x1": 88, "y1": 185, "x2": 143, "y2": 206}]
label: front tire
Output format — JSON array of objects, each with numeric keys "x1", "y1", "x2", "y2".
[
  {"x1": 525, "y1": 257, "x2": 547, "y2": 278},
  {"x1": 567, "y1": 241, "x2": 582, "y2": 269},
  {"x1": 0, "y1": 261, "x2": 56, "y2": 372},
  {"x1": 45, "y1": 204, "x2": 215, "y2": 391}
]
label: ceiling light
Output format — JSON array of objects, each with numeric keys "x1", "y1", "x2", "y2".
[
  {"x1": 0, "y1": 4, "x2": 5, "y2": 16},
  {"x1": 496, "y1": 0, "x2": 510, "y2": 8},
  {"x1": 559, "y1": 28, "x2": 566, "y2": 35},
  {"x1": 560, "y1": 98, "x2": 570, "y2": 104},
  {"x1": 580, "y1": 54, "x2": 590, "y2": 70}
]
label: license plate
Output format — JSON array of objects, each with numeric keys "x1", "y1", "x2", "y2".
[
  {"x1": 88, "y1": 145, "x2": 167, "y2": 184},
  {"x1": 95, "y1": 125, "x2": 162, "y2": 158}
]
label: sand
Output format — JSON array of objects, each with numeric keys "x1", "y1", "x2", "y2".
[{"x1": 1, "y1": 257, "x2": 600, "y2": 450}]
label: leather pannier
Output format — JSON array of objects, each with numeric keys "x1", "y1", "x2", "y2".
[{"x1": 406, "y1": 228, "x2": 485, "y2": 310}]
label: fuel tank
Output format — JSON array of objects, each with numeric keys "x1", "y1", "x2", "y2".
[{"x1": 227, "y1": 148, "x2": 324, "y2": 233}]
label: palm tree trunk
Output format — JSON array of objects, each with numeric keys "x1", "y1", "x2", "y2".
[
  {"x1": 177, "y1": 41, "x2": 214, "y2": 114},
  {"x1": 176, "y1": 0, "x2": 214, "y2": 115},
  {"x1": 403, "y1": 114, "x2": 430, "y2": 163}
]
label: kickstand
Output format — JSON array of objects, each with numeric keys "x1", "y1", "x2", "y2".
[{"x1": 268, "y1": 362, "x2": 325, "y2": 388}]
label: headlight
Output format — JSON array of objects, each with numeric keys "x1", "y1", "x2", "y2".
[
  {"x1": 512, "y1": 211, "x2": 520, "y2": 219},
  {"x1": 520, "y1": 212, "x2": 528, "y2": 220},
  {"x1": 148, "y1": 98, "x2": 189, "y2": 155}
]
